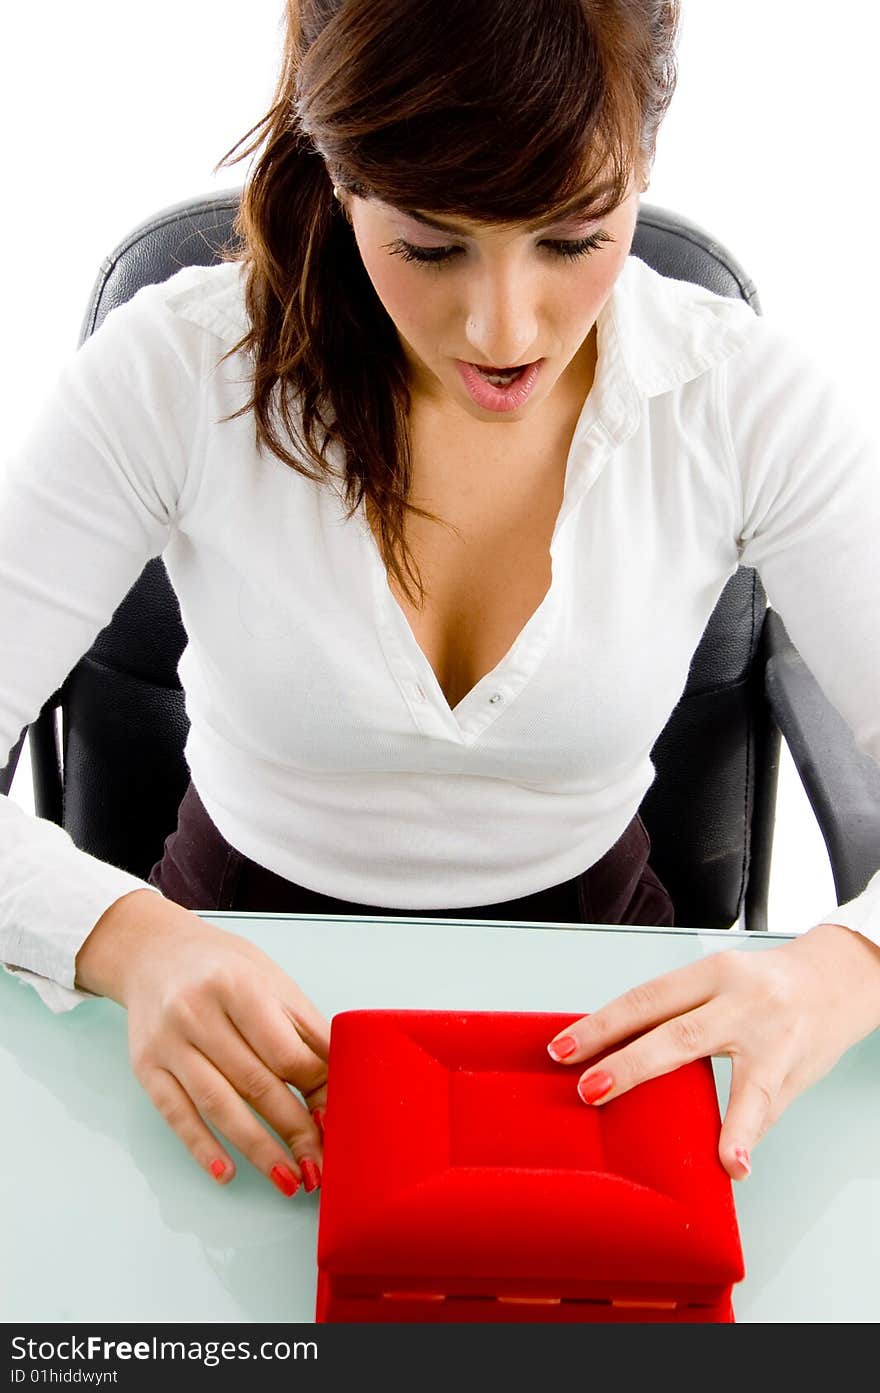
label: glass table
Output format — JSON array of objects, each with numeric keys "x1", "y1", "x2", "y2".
[{"x1": 1, "y1": 914, "x2": 877, "y2": 1323}]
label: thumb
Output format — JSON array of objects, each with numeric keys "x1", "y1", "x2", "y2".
[{"x1": 719, "y1": 1065, "x2": 778, "y2": 1181}]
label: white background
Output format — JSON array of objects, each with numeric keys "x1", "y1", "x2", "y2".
[{"x1": 3, "y1": 0, "x2": 875, "y2": 931}]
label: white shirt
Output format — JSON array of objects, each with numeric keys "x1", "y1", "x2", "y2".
[{"x1": 2, "y1": 254, "x2": 879, "y2": 1014}]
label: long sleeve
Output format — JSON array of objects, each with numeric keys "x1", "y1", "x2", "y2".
[
  {"x1": 720, "y1": 318, "x2": 880, "y2": 943},
  {"x1": 0, "y1": 282, "x2": 207, "y2": 1011}
]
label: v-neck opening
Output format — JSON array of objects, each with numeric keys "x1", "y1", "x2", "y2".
[
  {"x1": 392, "y1": 555, "x2": 558, "y2": 719},
  {"x1": 350, "y1": 297, "x2": 636, "y2": 741},
  {"x1": 354, "y1": 432, "x2": 591, "y2": 742}
]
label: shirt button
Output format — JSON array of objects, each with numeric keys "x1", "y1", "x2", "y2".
[
  {"x1": 414, "y1": 684, "x2": 426, "y2": 701},
  {"x1": 488, "y1": 692, "x2": 504, "y2": 705}
]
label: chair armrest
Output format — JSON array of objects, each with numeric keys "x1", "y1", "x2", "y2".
[{"x1": 763, "y1": 609, "x2": 880, "y2": 907}]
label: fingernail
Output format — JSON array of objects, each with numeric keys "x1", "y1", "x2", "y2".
[
  {"x1": 270, "y1": 1163, "x2": 301, "y2": 1197},
  {"x1": 311, "y1": 1108, "x2": 326, "y2": 1139},
  {"x1": 577, "y1": 1070, "x2": 615, "y2": 1104},
  {"x1": 209, "y1": 1158, "x2": 226, "y2": 1181},
  {"x1": 547, "y1": 1035, "x2": 577, "y2": 1061},
  {"x1": 734, "y1": 1146, "x2": 751, "y2": 1177},
  {"x1": 300, "y1": 1158, "x2": 322, "y2": 1193}
]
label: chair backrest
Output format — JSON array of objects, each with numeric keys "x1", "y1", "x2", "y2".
[{"x1": 26, "y1": 191, "x2": 779, "y2": 930}]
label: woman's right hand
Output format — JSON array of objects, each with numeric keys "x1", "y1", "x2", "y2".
[{"x1": 74, "y1": 888, "x2": 329, "y2": 1197}]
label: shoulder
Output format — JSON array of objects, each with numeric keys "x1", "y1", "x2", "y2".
[
  {"x1": 149, "y1": 259, "x2": 250, "y2": 346},
  {"x1": 90, "y1": 259, "x2": 249, "y2": 352},
  {"x1": 77, "y1": 260, "x2": 251, "y2": 396},
  {"x1": 609, "y1": 253, "x2": 763, "y2": 399},
  {"x1": 619, "y1": 263, "x2": 864, "y2": 459}
]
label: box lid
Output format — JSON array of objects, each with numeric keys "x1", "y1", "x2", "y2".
[{"x1": 316, "y1": 1009, "x2": 744, "y2": 1300}]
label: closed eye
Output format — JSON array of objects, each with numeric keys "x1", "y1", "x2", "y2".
[{"x1": 383, "y1": 230, "x2": 615, "y2": 269}]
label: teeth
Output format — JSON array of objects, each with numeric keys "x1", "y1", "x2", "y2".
[{"x1": 476, "y1": 366, "x2": 522, "y2": 386}]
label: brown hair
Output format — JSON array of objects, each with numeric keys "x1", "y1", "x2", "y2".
[{"x1": 217, "y1": 0, "x2": 681, "y2": 604}]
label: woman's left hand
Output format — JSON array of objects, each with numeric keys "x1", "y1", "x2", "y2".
[{"x1": 545, "y1": 921, "x2": 880, "y2": 1179}]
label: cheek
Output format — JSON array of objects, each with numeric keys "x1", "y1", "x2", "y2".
[
  {"x1": 360, "y1": 249, "x2": 435, "y2": 338},
  {"x1": 560, "y1": 256, "x2": 625, "y2": 337}
]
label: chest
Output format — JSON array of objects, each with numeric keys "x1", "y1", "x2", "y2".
[
  {"x1": 377, "y1": 426, "x2": 571, "y2": 711},
  {"x1": 174, "y1": 381, "x2": 740, "y2": 772}
]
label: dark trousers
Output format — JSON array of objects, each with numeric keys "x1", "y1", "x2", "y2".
[{"x1": 148, "y1": 781, "x2": 675, "y2": 927}]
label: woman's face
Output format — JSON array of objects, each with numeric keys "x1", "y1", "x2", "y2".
[{"x1": 341, "y1": 171, "x2": 641, "y2": 425}]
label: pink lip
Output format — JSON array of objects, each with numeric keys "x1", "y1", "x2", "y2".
[{"x1": 455, "y1": 358, "x2": 544, "y2": 413}]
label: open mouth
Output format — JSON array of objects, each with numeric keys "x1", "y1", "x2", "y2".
[{"x1": 456, "y1": 358, "x2": 544, "y2": 411}]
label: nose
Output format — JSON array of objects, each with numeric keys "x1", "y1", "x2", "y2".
[{"x1": 463, "y1": 260, "x2": 540, "y2": 368}]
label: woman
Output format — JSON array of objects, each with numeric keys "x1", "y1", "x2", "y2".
[{"x1": 1, "y1": 0, "x2": 878, "y2": 1203}]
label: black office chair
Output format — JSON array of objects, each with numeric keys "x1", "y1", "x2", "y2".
[{"x1": 2, "y1": 190, "x2": 880, "y2": 931}]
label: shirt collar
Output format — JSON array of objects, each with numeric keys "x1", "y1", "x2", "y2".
[
  {"x1": 163, "y1": 260, "x2": 251, "y2": 343},
  {"x1": 587, "y1": 252, "x2": 759, "y2": 443}
]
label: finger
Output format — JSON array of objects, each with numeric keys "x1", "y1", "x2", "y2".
[
  {"x1": 546, "y1": 956, "x2": 725, "y2": 1064},
  {"x1": 186, "y1": 1000, "x2": 324, "y2": 1184},
  {"x1": 221, "y1": 973, "x2": 330, "y2": 1151},
  {"x1": 718, "y1": 1062, "x2": 784, "y2": 1181},
  {"x1": 167, "y1": 1047, "x2": 318, "y2": 1197},
  {"x1": 221, "y1": 977, "x2": 330, "y2": 1101},
  {"x1": 281, "y1": 997, "x2": 332, "y2": 1064},
  {"x1": 303, "y1": 1082, "x2": 328, "y2": 1142},
  {"x1": 218, "y1": 935, "x2": 333, "y2": 1063},
  {"x1": 221, "y1": 980, "x2": 330, "y2": 1155},
  {"x1": 569, "y1": 1001, "x2": 725, "y2": 1105},
  {"x1": 257, "y1": 964, "x2": 333, "y2": 1064},
  {"x1": 139, "y1": 1063, "x2": 240, "y2": 1187}
]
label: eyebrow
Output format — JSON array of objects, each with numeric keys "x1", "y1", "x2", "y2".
[{"x1": 396, "y1": 193, "x2": 614, "y2": 237}]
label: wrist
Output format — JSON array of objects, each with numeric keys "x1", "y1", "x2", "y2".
[
  {"x1": 795, "y1": 920, "x2": 880, "y2": 1034},
  {"x1": 74, "y1": 888, "x2": 181, "y2": 1005}
]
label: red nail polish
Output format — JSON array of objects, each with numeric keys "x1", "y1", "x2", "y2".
[
  {"x1": 311, "y1": 1108, "x2": 326, "y2": 1139},
  {"x1": 734, "y1": 1146, "x2": 751, "y2": 1177},
  {"x1": 578, "y1": 1070, "x2": 614, "y2": 1104},
  {"x1": 270, "y1": 1163, "x2": 300, "y2": 1197},
  {"x1": 300, "y1": 1158, "x2": 322, "y2": 1193},
  {"x1": 547, "y1": 1035, "x2": 577, "y2": 1061},
  {"x1": 209, "y1": 1159, "x2": 226, "y2": 1180}
]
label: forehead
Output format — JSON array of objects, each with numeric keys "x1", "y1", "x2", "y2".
[
  {"x1": 399, "y1": 208, "x2": 590, "y2": 235},
  {"x1": 374, "y1": 177, "x2": 628, "y2": 236}
]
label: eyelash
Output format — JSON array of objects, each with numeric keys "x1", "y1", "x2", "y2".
[{"x1": 384, "y1": 229, "x2": 615, "y2": 269}]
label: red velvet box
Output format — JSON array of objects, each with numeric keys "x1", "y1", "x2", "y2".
[{"x1": 315, "y1": 1010, "x2": 744, "y2": 1323}]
